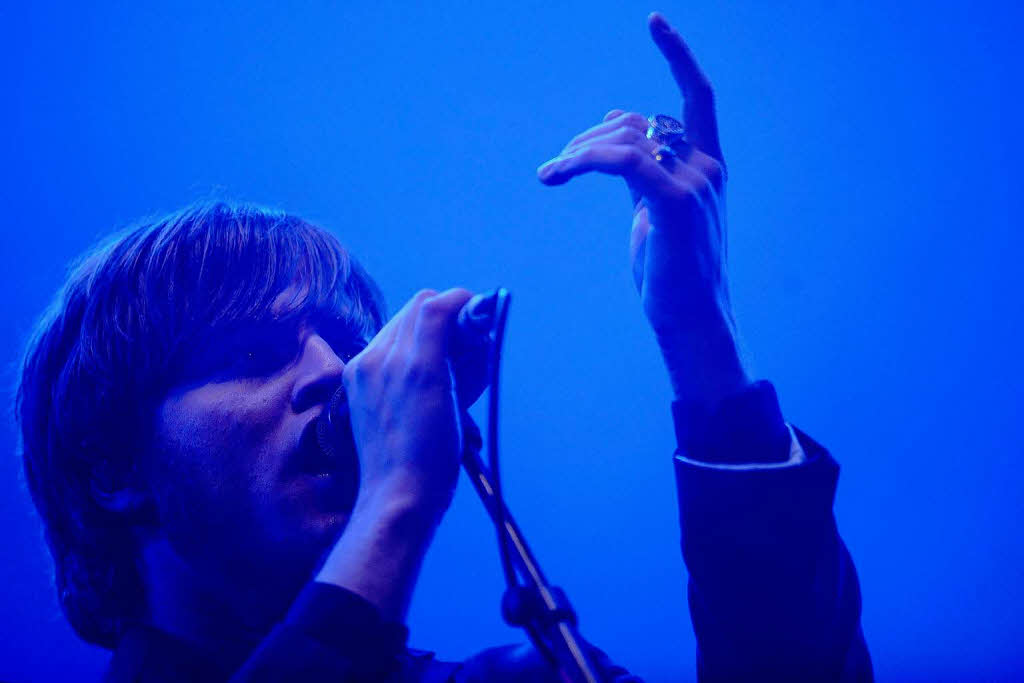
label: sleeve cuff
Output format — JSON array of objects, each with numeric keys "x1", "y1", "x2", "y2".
[
  {"x1": 282, "y1": 582, "x2": 409, "y2": 674},
  {"x1": 677, "y1": 424, "x2": 806, "y2": 470},
  {"x1": 671, "y1": 380, "x2": 792, "y2": 465},
  {"x1": 233, "y1": 582, "x2": 410, "y2": 679},
  {"x1": 673, "y1": 428, "x2": 841, "y2": 582}
]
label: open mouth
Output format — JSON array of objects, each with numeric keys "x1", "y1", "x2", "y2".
[
  {"x1": 291, "y1": 416, "x2": 360, "y2": 512},
  {"x1": 295, "y1": 410, "x2": 359, "y2": 479},
  {"x1": 297, "y1": 418, "x2": 335, "y2": 476}
]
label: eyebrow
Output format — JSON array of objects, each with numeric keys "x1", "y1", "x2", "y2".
[
  {"x1": 314, "y1": 316, "x2": 374, "y2": 352},
  {"x1": 188, "y1": 308, "x2": 371, "y2": 362}
]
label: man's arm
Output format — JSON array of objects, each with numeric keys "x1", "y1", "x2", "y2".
[
  {"x1": 538, "y1": 11, "x2": 871, "y2": 680},
  {"x1": 230, "y1": 288, "x2": 480, "y2": 681}
]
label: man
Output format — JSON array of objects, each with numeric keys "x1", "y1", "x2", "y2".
[{"x1": 16, "y1": 12, "x2": 871, "y2": 681}]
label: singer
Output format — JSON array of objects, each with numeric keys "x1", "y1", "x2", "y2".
[{"x1": 15, "y1": 12, "x2": 871, "y2": 682}]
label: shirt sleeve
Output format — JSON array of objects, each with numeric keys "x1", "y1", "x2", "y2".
[
  {"x1": 670, "y1": 380, "x2": 873, "y2": 681},
  {"x1": 230, "y1": 582, "x2": 409, "y2": 681},
  {"x1": 452, "y1": 642, "x2": 643, "y2": 682},
  {"x1": 678, "y1": 423, "x2": 806, "y2": 470},
  {"x1": 670, "y1": 380, "x2": 796, "y2": 466},
  {"x1": 228, "y1": 582, "x2": 642, "y2": 682}
]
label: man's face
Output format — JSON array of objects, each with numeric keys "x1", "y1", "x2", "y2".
[{"x1": 145, "y1": 290, "x2": 371, "y2": 601}]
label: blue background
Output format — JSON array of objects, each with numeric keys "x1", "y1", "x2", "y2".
[{"x1": 3, "y1": 1, "x2": 1022, "y2": 680}]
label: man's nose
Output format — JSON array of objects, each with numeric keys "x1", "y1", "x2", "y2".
[{"x1": 291, "y1": 334, "x2": 345, "y2": 413}]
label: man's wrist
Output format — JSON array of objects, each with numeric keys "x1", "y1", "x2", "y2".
[
  {"x1": 355, "y1": 467, "x2": 455, "y2": 526},
  {"x1": 315, "y1": 482, "x2": 442, "y2": 623},
  {"x1": 656, "y1": 309, "x2": 751, "y2": 411},
  {"x1": 671, "y1": 380, "x2": 792, "y2": 464}
]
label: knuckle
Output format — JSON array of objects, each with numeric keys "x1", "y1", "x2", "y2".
[
  {"x1": 376, "y1": 358, "x2": 396, "y2": 385},
  {"x1": 703, "y1": 159, "x2": 725, "y2": 188},
  {"x1": 622, "y1": 146, "x2": 646, "y2": 168},
  {"x1": 698, "y1": 175, "x2": 715, "y2": 199},
  {"x1": 419, "y1": 296, "x2": 447, "y2": 318},
  {"x1": 560, "y1": 151, "x2": 583, "y2": 169},
  {"x1": 681, "y1": 184, "x2": 705, "y2": 208},
  {"x1": 404, "y1": 358, "x2": 425, "y2": 384},
  {"x1": 343, "y1": 355, "x2": 370, "y2": 385},
  {"x1": 667, "y1": 183, "x2": 701, "y2": 209},
  {"x1": 623, "y1": 112, "x2": 649, "y2": 130},
  {"x1": 414, "y1": 288, "x2": 438, "y2": 302},
  {"x1": 405, "y1": 357, "x2": 442, "y2": 387},
  {"x1": 444, "y1": 287, "x2": 474, "y2": 303},
  {"x1": 685, "y1": 166, "x2": 714, "y2": 198},
  {"x1": 619, "y1": 126, "x2": 644, "y2": 145},
  {"x1": 559, "y1": 151, "x2": 579, "y2": 168}
]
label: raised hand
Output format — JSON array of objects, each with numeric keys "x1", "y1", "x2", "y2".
[{"x1": 538, "y1": 12, "x2": 749, "y2": 407}]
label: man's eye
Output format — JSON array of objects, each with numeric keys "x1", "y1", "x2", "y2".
[
  {"x1": 319, "y1": 322, "x2": 369, "y2": 364},
  {"x1": 235, "y1": 343, "x2": 297, "y2": 376}
]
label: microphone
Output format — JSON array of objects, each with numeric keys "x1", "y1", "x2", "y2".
[
  {"x1": 451, "y1": 289, "x2": 505, "y2": 406},
  {"x1": 315, "y1": 288, "x2": 505, "y2": 463},
  {"x1": 455, "y1": 289, "x2": 504, "y2": 338}
]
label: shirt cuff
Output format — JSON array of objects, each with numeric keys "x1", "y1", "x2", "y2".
[
  {"x1": 285, "y1": 582, "x2": 409, "y2": 673},
  {"x1": 671, "y1": 380, "x2": 793, "y2": 465},
  {"x1": 677, "y1": 424, "x2": 807, "y2": 470}
]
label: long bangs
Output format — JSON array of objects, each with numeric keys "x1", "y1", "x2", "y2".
[
  {"x1": 151, "y1": 203, "x2": 383, "y2": 337},
  {"x1": 86, "y1": 201, "x2": 386, "y2": 403}
]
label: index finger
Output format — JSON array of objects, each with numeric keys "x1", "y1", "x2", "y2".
[
  {"x1": 413, "y1": 287, "x2": 475, "y2": 358},
  {"x1": 648, "y1": 12, "x2": 725, "y2": 165}
]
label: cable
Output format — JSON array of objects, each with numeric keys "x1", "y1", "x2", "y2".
[
  {"x1": 485, "y1": 288, "x2": 515, "y2": 588},
  {"x1": 467, "y1": 288, "x2": 600, "y2": 682}
]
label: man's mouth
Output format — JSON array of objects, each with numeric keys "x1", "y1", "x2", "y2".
[
  {"x1": 294, "y1": 414, "x2": 358, "y2": 481},
  {"x1": 296, "y1": 419, "x2": 333, "y2": 475},
  {"x1": 288, "y1": 416, "x2": 360, "y2": 513}
]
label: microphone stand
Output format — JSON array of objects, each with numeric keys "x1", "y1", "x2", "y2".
[
  {"x1": 450, "y1": 288, "x2": 601, "y2": 681},
  {"x1": 460, "y1": 417, "x2": 602, "y2": 683}
]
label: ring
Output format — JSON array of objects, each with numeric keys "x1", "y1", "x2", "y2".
[
  {"x1": 646, "y1": 114, "x2": 687, "y2": 165},
  {"x1": 653, "y1": 145, "x2": 677, "y2": 163},
  {"x1": 646, "y1": 114, "x2": 686, "y2": 145}
]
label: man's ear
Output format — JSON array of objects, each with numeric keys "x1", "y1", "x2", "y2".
[{"x1": 89, "y1": 458, "x2": 151, "y2": 515}]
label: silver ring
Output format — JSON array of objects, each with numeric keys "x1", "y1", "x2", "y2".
[{"x1": 646, "y1": 114, "x2": 686, "y2": 146}]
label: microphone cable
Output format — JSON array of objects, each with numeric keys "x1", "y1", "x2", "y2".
[{"x1": 482, "y1": 288, "x2": 515, "y2": 589}]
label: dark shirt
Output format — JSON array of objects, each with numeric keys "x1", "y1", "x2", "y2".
[
  {"x1": 103, "y1": 381, "x2": 872, "y2": 681},
  {"x1": 104, "y1": 585, "x2": 634, "y2": 682}
]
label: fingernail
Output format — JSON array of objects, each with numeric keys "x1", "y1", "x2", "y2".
[
  {"x1": 650, "y1": 12, "x2": 670, "y2": 31},
  {"x1": 537, "y1": 160, "x2": 556, "y2": 178}
]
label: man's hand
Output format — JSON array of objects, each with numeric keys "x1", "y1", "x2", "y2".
[
  {"x1": 316, "y1": 287, "x2": 474, "y2": 622},
  {"x1": 537, "y1": 12, "x2": 749, "y2": 410},
  {"x1": 343, "y1": 287, "x2": 474, "y2": 514}
]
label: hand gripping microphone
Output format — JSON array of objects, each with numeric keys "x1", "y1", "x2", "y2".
[
  {"x1": 315, "y1": 289, "x2": 504, "y2": 463},
  {"x1": 313, "y1": 287, "x2": 600, "y2": 681}
]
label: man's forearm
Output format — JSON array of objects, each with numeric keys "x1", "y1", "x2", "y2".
[
  {"x1": 656, "y1": 308, "x2": 751, "y2": 412},
  {"x1": 315, "y1": 484, "x2": 440, "y2": 624}
]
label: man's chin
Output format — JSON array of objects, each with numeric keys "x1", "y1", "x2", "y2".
[{"x1": 289, "y1": 468, "x2": 359, "y2": 517}]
